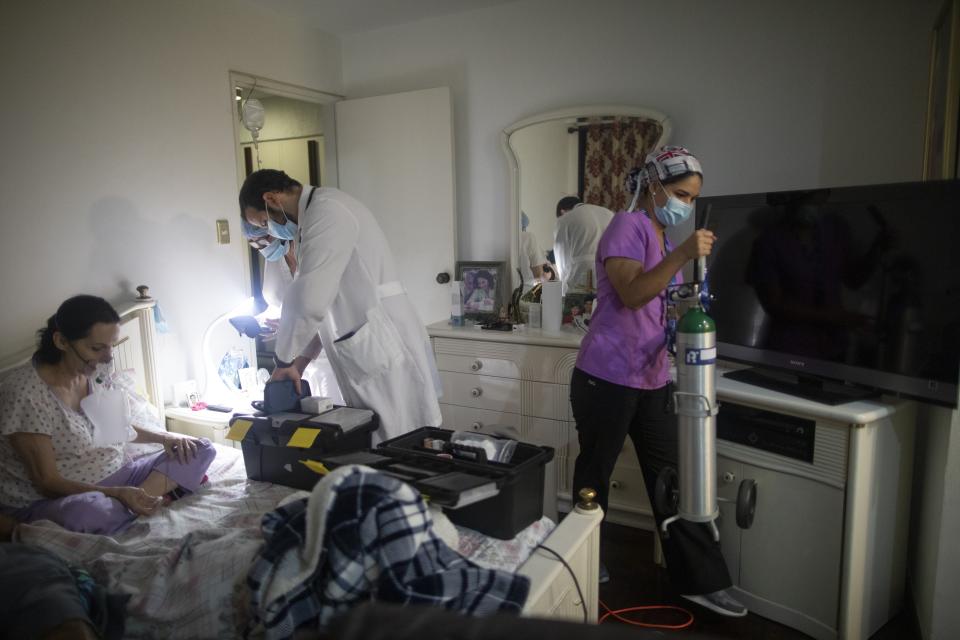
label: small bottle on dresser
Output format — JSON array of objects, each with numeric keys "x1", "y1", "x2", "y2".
[{"x1": 450, "y1": 280, "x2": 465, "y2": 326}]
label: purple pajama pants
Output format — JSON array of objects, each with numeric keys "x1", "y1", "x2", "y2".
[{"x1": 12, "y1": 438, "x2": 216, "y2": 535}]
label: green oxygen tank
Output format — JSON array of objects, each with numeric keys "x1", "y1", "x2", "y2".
[{"x1": 674, "y1": 303, "x2": 719, "y2": 524}]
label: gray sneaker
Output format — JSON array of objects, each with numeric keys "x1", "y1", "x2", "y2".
[{"x1": 681, "y1": 589, "x2": 748, "y2": 617}]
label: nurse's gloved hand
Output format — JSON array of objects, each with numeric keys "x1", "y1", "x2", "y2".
[{"x1": 269, "y1": 365, "x2": 303, "y2": 395}]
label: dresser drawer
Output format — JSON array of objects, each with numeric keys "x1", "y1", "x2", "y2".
[
  {"x1": 607, "y1": 463, "x2": 653, "y2": 515},
  {"x1": 435, "y1": 353, "x2": 520, "y2": 379},
  {"x1": 439, "y1": 403, "x2": 523, "y2": 433},
  {"x1": 441, "y1": 372, "x2": 522, "y2": 413},
  {"x1": 524, "y1": 416, "x2": 576, "y2": 458},
  {"x1": 432, "y1": 337, "x2": 578, "y2": 384},
  {"x1": 524, "y1": 381, "x2": 570, "y2": 421},
  {"x1": 562, "y1": 442, "x2": 653, "y2": 515}
]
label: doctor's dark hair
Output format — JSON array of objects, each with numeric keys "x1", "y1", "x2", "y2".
[
  {"x1": 239, "y1": 169, "x2": 302, "y2": 214},
  {"x1": 34, "y1": 295, "x2": 121, "y2": 365},
  {"x1": 556, "y1": 196, "x2": 581, "y2": 218}
]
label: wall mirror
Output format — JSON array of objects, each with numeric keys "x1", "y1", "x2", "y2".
[{"x1": 502, "y1": 106, "x2": 671, "y2": 288}]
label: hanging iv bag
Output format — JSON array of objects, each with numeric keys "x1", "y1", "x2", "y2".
[
  {"x1": 241, "y1": 98, "x2": 265, "y2": 138},
  {"x1": 241, "y1": 98, "x2": 266, "y2": 169}
]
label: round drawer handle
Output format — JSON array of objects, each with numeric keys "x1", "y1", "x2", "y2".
[
  {"x1": 723, "y1": 471, "x2": 736, "y2": 484},
  {"x1": 610, "y1": 480, "x2": 622, "y2": 490},
  {"x1": 471, "y1": 360, "x2": 483, "y2": 371},
  {"x1": 471, "y1": 387, "x2": 483, "y2": 397},
  {"x1": 471, "y1": 421, "x2": 483, "y2": 431}
]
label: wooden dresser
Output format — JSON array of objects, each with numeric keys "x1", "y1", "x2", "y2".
[{"x1": 427, "y1": 321, "x2": 653, "y2": 527}]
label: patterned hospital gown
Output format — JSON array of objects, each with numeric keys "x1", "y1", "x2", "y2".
[{"x1": 0, "y1": 363, "x2": 124, "y2": 508}]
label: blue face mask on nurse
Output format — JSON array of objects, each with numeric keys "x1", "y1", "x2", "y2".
[{"x1": 651, "y1": 182, "x2": 695, "y2": 227}]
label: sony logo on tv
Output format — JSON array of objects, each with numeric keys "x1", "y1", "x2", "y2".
[{"x1": 789, "y1": 360, "x2": 806, "y2": 367}]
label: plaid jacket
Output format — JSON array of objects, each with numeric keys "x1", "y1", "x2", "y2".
[{"x1": 247, "y1": 466, "x2": 530, "y2": 639}]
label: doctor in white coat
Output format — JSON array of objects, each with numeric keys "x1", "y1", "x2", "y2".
[
  {"x1": 241, "y1": 226, "x2": 345, "y2": 406},
  {"x1": 553, "y1": 196, "x2": 614, "y2": 296},
  {"x1": 239, "y1": 169, "x2": 442, "y2": 442}
]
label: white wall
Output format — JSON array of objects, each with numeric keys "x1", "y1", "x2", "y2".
[
  {"x1": 911, "y1": 403, "x2": 960, "y2": 640},
  {"x1": 0, "y1": 0, "x2": 342, "y2": 397},
  {"x1": 340, "y1": 0, "x2": 938, "y2": 263}
]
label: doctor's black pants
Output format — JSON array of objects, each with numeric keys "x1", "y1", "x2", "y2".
[{"x1": 569, "y1": 367, "x2": 733, "y2": 595}]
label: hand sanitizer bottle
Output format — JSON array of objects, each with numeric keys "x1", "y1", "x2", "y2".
[{"x1": 450, "y1": 280, "x2": 465, "y2": 326}]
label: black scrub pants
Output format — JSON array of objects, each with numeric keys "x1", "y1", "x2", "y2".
[{"x1": 569, "y1": 367, "x2": 732, "y2": 595}]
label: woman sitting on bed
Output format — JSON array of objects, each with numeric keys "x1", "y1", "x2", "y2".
[{"x1": 0, "y1": 295, "x2": 216, "y2": 535}]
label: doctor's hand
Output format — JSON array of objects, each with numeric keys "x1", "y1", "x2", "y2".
[
  {"x1": 270, "y1": 365, "x2": 304, "y2": 395},
  {"x1": 109, "y1": 486, "x2": 162, "y2": 516},
  {"x1": 162, "y1": 433, "x2": 201, "y2": 465}
]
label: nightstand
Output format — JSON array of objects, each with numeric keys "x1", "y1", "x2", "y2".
[{"x1": 165, "y1": 406, "x2": 240, "y2": 449}]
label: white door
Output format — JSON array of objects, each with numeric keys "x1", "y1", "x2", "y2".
[
  {"x1": 335, "y1": 87, "x2": 457, "y2": 325},
  {"x1": 243, "y1": 136, "x2": 325, "y2": 186}
]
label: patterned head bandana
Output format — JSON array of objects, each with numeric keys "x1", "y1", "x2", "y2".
[
  {"x1": 625, "y1": 146, "x2": 703, "y2": 212},
  {"x1": 640, "y1": 146, "x2": 703, "y2": 189}
]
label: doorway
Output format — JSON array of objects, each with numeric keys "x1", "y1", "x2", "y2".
[{"x1": 229, "y1": 71, "x2": 344, "y2": 402}]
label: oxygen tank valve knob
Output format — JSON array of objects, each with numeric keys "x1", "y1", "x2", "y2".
[{"x1": 576, "y1": 488, "x2": 599, "y2": 512}]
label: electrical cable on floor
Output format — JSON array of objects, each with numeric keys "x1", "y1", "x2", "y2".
[
  {"x1": 535, "y1": 544, "x2": 696, "y2": 629},
  {"x1": 535, "y1": 544, "x2": 588, "y2": 624},
  {"x1": 599, "y1": 598, "x2": 695, "y2": 629}
]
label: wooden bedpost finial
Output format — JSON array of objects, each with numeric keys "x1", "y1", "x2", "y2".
[
  {"x1": 576, "y1": 487, "x2": 599, "y2": 512},
  {"x1": 136, "y1": 285, "x2": 152, "y2": 300}
]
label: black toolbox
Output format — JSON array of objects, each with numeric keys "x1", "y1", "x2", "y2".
[
  {"x1": 318, "y1": 426, "x2": 554, "y2": 539},
  {"x1": 228, "y1": 408, "x2": 379, "y2": 490}
]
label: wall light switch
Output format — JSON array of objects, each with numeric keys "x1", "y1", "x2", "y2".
[{"x1": 216, "y1": 219, "x2": 230, "y2": 244}]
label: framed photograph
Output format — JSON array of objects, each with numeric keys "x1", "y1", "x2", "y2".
[
  {"x1": 562, "y1": 293, "x2": 596, "y2": 325},
  {"x1": 923, "y1": 0, "x2": 960, "y2": 180},
  {"x1": 456, "y1": 261, "x2": 507, "y2": 321}
]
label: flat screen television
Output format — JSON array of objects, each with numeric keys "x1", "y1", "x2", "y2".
[{"x1": 697, "y1": 179, "x2": 960, "y2": 406}]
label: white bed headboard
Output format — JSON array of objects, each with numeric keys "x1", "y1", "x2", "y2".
[{"x1": 0, "y1": 298, "x2": 164, "y2": 421}]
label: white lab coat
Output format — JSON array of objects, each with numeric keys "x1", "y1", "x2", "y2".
[
  {"x1": 274, "y1": 187, "x2": 442, "y2": 442},
  {"x1": 261, "y1": 257, "x2": 345, "y2": 406},
  {"x1": 262, "y1": 255, "x2": 294, "y2": 309},
  {"x1": 554, "y1": 203, "x2": 614, "y2": 296}
]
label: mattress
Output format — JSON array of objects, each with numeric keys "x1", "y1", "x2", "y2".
[{"x1": 14, "y1": 443, "x2": 553, "y2": 638}]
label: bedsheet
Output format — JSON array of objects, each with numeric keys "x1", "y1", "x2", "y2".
[{"x1": 13, "y1": 443, "x2": 554, "y2": 638}]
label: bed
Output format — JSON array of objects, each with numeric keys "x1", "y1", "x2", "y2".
[{"x1": 0, "y1": 297, "x2": 602, "y2": 637}]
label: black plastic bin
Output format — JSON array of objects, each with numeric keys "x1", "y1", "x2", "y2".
[
  {"x1": 231, "y1": 409, "x2": 379, "y2": 491},
  {"x1": 321, "y1": 427, "x2": 553, "y2": 539}
]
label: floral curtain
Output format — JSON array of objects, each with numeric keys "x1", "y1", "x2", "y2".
[{"x1": 579, "y1": 117, "x2": 664, "y2": 212}]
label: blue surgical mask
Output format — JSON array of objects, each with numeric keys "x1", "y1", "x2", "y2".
[
  {"x1": 653, "y1": 189, "x2": 694, "y2": 227},
  {"x1": 260, "y1": 238, "x2": 289, "y2": 262},
  {"x1": 266, "y1": 202, "x2": 298, "y2": 241}
]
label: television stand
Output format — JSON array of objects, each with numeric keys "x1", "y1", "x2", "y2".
[{"x1": 722, "y1": 367, "x2": 877, "y2": 405}]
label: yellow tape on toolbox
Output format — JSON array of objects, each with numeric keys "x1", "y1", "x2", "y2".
[
  {"x1": 225, "y1": 419, "x2": 252, "y2": 441},
  {"x1": 301, "y1": 459, "x2": 330, "y2": 476},
  {"x1": 287, "y1": 427, "x2": 321, "y2": 448}
]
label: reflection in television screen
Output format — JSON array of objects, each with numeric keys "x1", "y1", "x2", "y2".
[{"x1": 698, "y1": 179, "x2": 960, "y2": 406}]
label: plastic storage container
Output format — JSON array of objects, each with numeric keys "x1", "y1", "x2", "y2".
[
  {"x1": 230, "y1": 408, "x2": 378, "y2": 490},
  {"x1": 320, "y1": 427, "x2": 554, "y2": 539}
]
